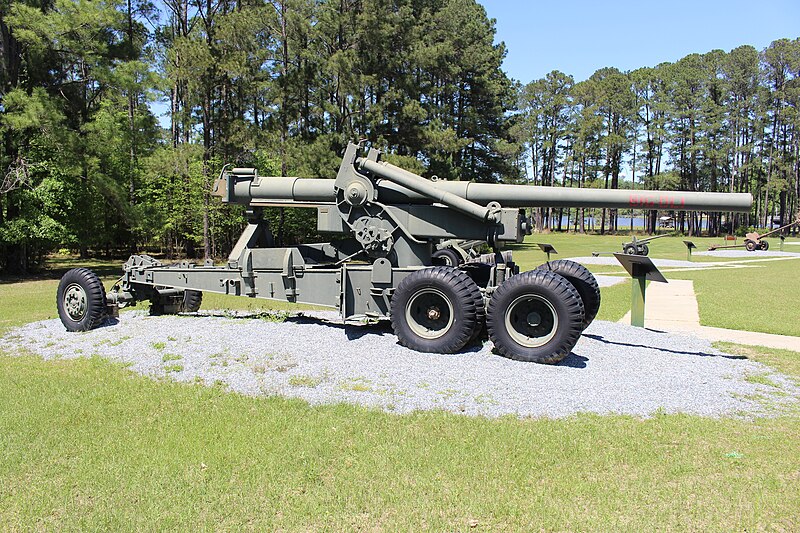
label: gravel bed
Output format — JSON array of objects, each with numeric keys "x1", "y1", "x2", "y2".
[{"x1": 4, "y1": 310, "x2": 798, "y2": 419}]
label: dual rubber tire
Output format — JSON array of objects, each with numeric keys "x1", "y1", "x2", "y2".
[
  {"x1": 390, "y1": 266, "x2": 483, "y2": 354},
  {"x1": 57, "y1": 268, "x2": 107, "y2": 332},
  {"x1": 535, "y1": 259, "x2": 601, "y2": 329},
  {"x1": 487, "y1": 269, "x2": 585, "y2": 364}
]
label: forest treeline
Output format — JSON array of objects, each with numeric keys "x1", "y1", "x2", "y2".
[{"x1": 0, "y1": 0, "x2": 798, "y2": 273}]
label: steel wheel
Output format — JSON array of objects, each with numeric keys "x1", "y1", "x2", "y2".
[
  {"x1": 745, "y1": 239, "x2": 757, "y2": 252},
  {"x1": 62, "y1": 283, "x2": 88, "y2": 322},
  {"x1": 760, "y1": 240, "x2": 769, "y2": 251},
  {"x1": 504, "y1": 294, "x2": 559, "y2": 348},
  {"x1": 405, "y1": 287, "x2": 454, "y2": 339}
]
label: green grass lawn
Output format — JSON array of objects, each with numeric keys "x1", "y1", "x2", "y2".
[
  {"x1": 1, "y1": 352, "x2": 799, "y2": 531},
  {"x1": 669, "y1": 259, "x2": 800, "y2": 337},
  {"x1": 2, "y1": 242, "x2": 800, "y2": 529}
]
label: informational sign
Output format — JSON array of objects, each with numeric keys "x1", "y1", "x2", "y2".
[
  {"x1": 683, "y1": 240, "x2": 696, "y2": 261},
  {"x1": 613, "y1": 253, "x2": 668, "y2": 328},
  {"x1": 535, "y1": 243, "x2": 558, "y2": 262}
]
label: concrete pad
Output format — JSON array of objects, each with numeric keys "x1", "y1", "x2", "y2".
[
  {"x1": 619, "y1": 279, "x2": 700, "y2": 331},
  {"x1": 594, "y1": 274, "x2": 627, "y2": 288},
  {"x1": 690, "y1": 327, "x2": 800, "y2": 352},
  {"x1": 618, "y1": 278, "x2": 800, "y2": 352}
]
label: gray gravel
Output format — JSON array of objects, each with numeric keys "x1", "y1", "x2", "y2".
[{"x1": 4, "y1": 310, "x2": 798, "y2": 419}]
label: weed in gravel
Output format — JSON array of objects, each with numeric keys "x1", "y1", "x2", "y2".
[
  {"x1": 340, "y1": 377, "x2": 373, "y2": 392},
  {"x1": 288, "y1": 375, "x2": 321, "y2": 388},
  {"x1": 255, "y1": 311, "x2": 290, "y2": 322},
  {"x1": 161, "y1": 353, "x2": 182, "y2": 363},
  {"x1": 275, "y1": 362, "x2": 298, "y2": 372},
  {"x1": 164, "y1": 364, "x2": 183, "y2": 373},
  {"x1": 167, "y1": 336, "x2": 177, "y2": 341},
  {"x1": 109, "y1": 336, "x2": 131, "y2": 347},
  {"x1": 438, "y1": 388, "x2": 459, "y2": 400},
  {"x1": 152, "y1": 342, "x2": 166, "y2": 351},
  {"x1": 474, "y1": 394, "x2": 499, "y2": 406},
  {"x1": 252, "y1": 365, "x2": 267, "y2": 374},
  {"x1": 745, "y1": 373, "x2": 782, "y2": 388}
]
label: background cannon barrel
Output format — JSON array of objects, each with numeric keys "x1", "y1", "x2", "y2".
[{"x1": 228, "y1": 174, "x2": 752, "y2": 213}]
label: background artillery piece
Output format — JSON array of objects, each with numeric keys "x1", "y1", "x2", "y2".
[
  {"x1": 56, "y1": 143, "x2": 752, "y2": 364},
  {"x1": 708, "y1": 218, "x2": 800, "y2": 252},
  {"x1": 621, "y1": 233, "x2": 673, "y2": 256}
]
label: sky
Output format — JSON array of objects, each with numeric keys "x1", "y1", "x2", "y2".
[{"x1": 482, "y1": 0, "x2": 800, "y2": 84}]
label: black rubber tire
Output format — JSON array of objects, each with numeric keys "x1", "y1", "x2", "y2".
[
  {"x1": 432, "y1": 248, "x2": 462, "y2": 267},
  {"x1": 760, "y1": 240, "x2": 769, "y2": 251},
  {"x1": 57, "y1": 268, "x2": 107, "y2": 332},
  {"x1": 390, "y1": 266, "x2": 482, "y2": 353},
  {"x1": 624, "y1": 244, "x2": 637, "y2": 255},
  {"x1": 149, "y1": 300, "x2": 167, "y2": 316},
  {"x1": 467, "y1": 285, "x2": 487, "y2": 344},
  {"x1": 150, "y1": 289, "x2": 202, "y2": 315},
  {"x1": 536, "y1": 259, "x2": 601, "y2": 329},
  {"x1": 487, "y1": 270, "x2": 585, "y2": 364},
  {"x1": 745, "y1": 239, "x2": 757, "y2": 252},
  {"x1": 641, "y1": 244, "x2": 650, "y2": 256},
  {"x1": 182, "y1": 290, "x2": 203, "y2": 312}
]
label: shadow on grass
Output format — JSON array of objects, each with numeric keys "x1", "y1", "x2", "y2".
[{"x1": 582, "y1": 333, "x2": 747, "y2": 360}]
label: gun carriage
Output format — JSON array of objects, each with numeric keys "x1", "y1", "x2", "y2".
[{"x1": 57, "y1": 142, "x2": 752, "y2": 364}]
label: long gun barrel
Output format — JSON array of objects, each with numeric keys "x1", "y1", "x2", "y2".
[{"x1": 219, "y1": 158, "x2": 752, "y2": 214}]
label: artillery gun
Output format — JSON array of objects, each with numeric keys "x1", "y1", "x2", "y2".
[
  {"x1": 56, "y1": 142, "x2": 752, "y2": 364},
  {"x1": 708, "y1": 218, "x2": 799, "y2": 252},
  {"x1": 621, "y1": 233, "x2": 672, "y2": 256}
]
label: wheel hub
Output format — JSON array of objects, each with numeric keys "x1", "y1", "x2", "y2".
[
  {"x1": 64, "y1": 283, "x2": 88, "y2": 321},
  {"x1": 505, "y1": 294, "x2": 558, "y2": 348},
  {"x1": 526, "y1": 311, "x2": 542, "y2": 327},
  {"x1": 405, "y1": 288, "x2": 454, "y2": 340}
]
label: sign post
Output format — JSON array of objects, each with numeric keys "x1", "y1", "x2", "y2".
[
  {"x1": 535, "y1": 243, "x2": 558, "y2": 262},
  {"x1": 683, "y1": 240, "x2": 696, "y2": 261},
  {"x1": 613, "y1": 253, "x2": 668, "y2": 328}
]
